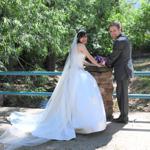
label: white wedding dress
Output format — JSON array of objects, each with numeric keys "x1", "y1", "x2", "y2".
[{"x1": 0, "y1": 34, "x2": 106, "y2": 150}]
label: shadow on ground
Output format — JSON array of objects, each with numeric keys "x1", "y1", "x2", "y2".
[{"x1": 16, "y1": 122, "x2": 125, "y2": 150}]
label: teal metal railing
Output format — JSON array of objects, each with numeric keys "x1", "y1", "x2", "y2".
[
  {"x1": 0, "y1": 71, "x2": 62, "y2": 76},
  {"x1": 0, "y1": 71, "x2": 149, "y2": 76},
  {"x1": 0, "y1": 71, "x2": 150, "y2": 99}
]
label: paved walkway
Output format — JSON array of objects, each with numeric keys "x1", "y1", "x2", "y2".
[{"x1": 0, "y1": 107, "x2": 150, "y2": 150}]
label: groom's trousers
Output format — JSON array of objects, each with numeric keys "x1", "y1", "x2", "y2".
[{"x1": 116, "y1": 78, "x2": 129, "y2": 119}]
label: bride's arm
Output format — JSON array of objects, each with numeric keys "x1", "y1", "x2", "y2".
[
  {"x1": 84, "y1": 60, "x2": 97, "y2": 66},
  {"x1": 78, "y1": 44, "x2": 102, "y2": 67}
]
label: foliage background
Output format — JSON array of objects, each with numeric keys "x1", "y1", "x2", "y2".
[{"x1": 0, "y1": 0, "x2": 149, "y2": 71}]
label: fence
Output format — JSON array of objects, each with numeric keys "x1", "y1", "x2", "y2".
[{"x1": 0, "y1": 71, "x2": 150, "y2": 99}]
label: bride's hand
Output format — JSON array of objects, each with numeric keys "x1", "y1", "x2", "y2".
[{"x1": 97, "y1": 64, "x2": 103, "y2": 67}]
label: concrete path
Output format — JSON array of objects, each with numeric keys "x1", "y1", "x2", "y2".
[{"x1": 0, "y1": 107, "x2": 150, "y2": 150}]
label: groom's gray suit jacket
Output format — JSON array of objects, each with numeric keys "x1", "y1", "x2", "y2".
[{"x1": 106, "y1": 34, "x2": 134, "y2": 80}]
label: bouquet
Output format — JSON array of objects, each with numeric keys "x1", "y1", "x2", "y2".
[{"x1": 95, "y1": 55, "x2": 106, "y2": 65}]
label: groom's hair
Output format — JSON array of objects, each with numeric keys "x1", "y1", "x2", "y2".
[{"x1": 109, "y1": 22, "x2": 122, "y2": 31}]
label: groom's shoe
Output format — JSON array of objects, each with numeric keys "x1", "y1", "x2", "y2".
[
  {"x1": 112, "y1": 116, "x2": 128, "y2": 124},
  {"x1": 112, "y1": 115, "x2": 122, "y2": 121},
  {"x1": 122, "y1": 117, "x2": 129, "y2": 124},
  {"x1": 112, "y1": 117, "x2": 122, "y2": 122}
]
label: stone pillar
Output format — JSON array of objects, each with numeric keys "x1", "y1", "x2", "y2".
[{"x1": 86, "y1": 66, "x2": 113, "y2": 120}]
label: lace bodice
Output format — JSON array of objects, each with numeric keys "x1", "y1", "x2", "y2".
[{"x1": 77, "y1": 50, "x2": 86, "y2": 68}]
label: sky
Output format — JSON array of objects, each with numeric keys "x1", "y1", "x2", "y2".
[{"x1": 127, "y1": 0, "x2": 141, "y2": 8}]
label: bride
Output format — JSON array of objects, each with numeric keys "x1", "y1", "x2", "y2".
[{"x1": 0, "y1": 30, "x2": 106, "y2": 150}]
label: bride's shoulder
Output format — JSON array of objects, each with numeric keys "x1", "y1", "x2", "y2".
[
  {"x1": 77, "y1": 44, "x2": 86, "y2": 53},
  {"x1": 77, "y1": 43, "x2": 86, "y2": 49}
]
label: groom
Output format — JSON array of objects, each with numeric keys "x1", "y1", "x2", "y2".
[{"x1": 104, "y1": 22, "x2": 134, "y2": 124}]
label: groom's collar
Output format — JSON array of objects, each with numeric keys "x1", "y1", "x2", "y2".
[
  {"x1": 117, "y1": 33, "x2": 123, "y2": 39},
  {"x1": 113, "y1": 33, "x2": 126, "y2": 42}
]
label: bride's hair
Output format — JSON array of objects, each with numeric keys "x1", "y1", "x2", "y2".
[{"x1": 77, "y1": 30, "x2": 87, "y2": 43}]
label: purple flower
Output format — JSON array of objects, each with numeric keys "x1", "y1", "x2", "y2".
[{"x1": 95, "y1": 55, "x2": 106, "y2": 65}]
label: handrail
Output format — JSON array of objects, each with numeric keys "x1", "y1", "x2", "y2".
[
  {"x1": 0, "y1": 91, "x2": 150, "y2": 99},
  {"x1": 0, "y1": 71, "x2": 149, "y2": 99},
  {"x1": 0, "y1": 71, "x2": 62, "y2": 76},
  {"x1": 0, "y1": 71, "x2": 150, "y2": 76}
]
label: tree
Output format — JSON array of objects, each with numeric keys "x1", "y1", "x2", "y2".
[
  {"x1": 0, "y1": 0, "x2": 67, "y2": 70},
  {"x1": 0, "y1": 0, "x2": 149, "y2": 71}
]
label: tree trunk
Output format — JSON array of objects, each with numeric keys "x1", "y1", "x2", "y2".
[{"x1": 44, "y1": 47, "x2": 56, "y2": 71}]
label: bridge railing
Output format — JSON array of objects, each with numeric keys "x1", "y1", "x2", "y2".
[{"x1": 0, "y1": 71, "x2": 150, "y2": 99}]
